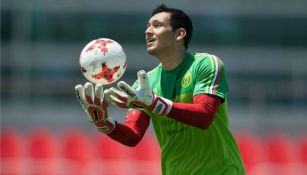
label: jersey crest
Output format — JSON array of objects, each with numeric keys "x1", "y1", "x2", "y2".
[{"x1": 181, "y1": 71, "x2": 192, "y2": 88}]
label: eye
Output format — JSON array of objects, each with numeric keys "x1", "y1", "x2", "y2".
[{"x1": 155, "y1": 23, "x2": 162, "y2": 27}]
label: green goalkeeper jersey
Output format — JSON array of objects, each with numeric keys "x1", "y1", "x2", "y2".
[{"x1": 132, "y1": 53, "x2": 245, "y2": 175}]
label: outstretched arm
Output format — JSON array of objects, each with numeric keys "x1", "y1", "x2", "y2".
[
  {"x1": 107, "y1": 110, "x2": 150, "y2": 147},
  {"x1": 106, "y1": 70, "x2": 222, "y2": 130},
  {"x1": 75, "y1": 82, "x2": 149, "y2": 147}
]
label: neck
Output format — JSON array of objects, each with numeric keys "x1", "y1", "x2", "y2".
[{"x1": 157, "y1": 47, "x2": 187, "y2": 71}]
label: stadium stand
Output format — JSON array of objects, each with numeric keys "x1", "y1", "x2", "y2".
[{"x1": 1, "y1": 129, "x2": 307, "y2": 175}]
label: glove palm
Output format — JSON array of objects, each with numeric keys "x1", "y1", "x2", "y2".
[
  {"x1": 106, "y1": 70, "x2": 173, "y2": 116},
  {"x1": 75, "y1": 82, "x2": 115, "y2": 134}
]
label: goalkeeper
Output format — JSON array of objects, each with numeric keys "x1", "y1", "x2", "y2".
[{"x1": 75, "y1": 4, "x2": 245, "y2": 175}]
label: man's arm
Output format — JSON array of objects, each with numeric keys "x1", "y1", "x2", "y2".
[
  {"x1": 75, "y1": 82, "x2": 150, "y2": 147},
  {"x1": 108, "y1": 94, "x2": 219, "y2": 146},
  {"x1": 106, "y1": 70, "x2": 222, "y2": 130},
  {"x1": 107, "y1": 110, "x2": 150, "y2": 147},
  {"x1": 168, "y1": 94, "x2": 222, "y2": 130}
]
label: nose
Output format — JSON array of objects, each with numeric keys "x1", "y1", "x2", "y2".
[{"x1": 145, "y1": 26, "x2": 153, "y2": 35}]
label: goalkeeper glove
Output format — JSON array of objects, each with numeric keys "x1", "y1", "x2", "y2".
[
  {"x1": 105, "y1": 70, "x2": 173, "y2": 116},
  {"x1": 75, "y1": 82, "x2": 115, "y2": 134}
]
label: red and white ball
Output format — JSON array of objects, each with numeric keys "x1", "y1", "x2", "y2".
[{"x1": 79, "y1": 38, "x2": 127, "y2": 85}]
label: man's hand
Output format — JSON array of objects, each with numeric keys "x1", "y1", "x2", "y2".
[
  {"x1": 75, "y1": 82, "x2": 115, "y2": 134},
  {"x1": 105, "y1": 70, "x2": 173, "y2": 116}
]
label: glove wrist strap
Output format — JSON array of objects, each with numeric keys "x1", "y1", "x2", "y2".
[
  {"x1": 150, "y1": 95, "x2": 173, "y2": 116},
  {"x1": 96, "y1": 118, "x2": 116, "y2": 134}
]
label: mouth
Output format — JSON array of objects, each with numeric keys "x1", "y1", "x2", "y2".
[{"x1": 146, "y1": 37, "x2": 156, "y2": 46}]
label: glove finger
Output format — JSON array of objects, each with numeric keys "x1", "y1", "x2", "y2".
[
  {"x1": 137, "y1": 70, "x2": 149, "y2": 90},
  {"x1": 104, "y1": 89, "x2": 112, "y2": 103},
  {"x1": 109, "y1": 87, "x2": 128, "y2": 103},
  {"x1": 109, "y1": 95, "x2": 129, "y2": 108},
  {"x1": 105, "y1": 88, "x2": 119, "y2": 107},
  {"x1": 94, "y1": 84, "x2": 104, "y2": 106},
  {"x1": 75, "y1": 84, "x2": 93, "y2": 122},
  {"x1": 75, "y1": 84, "x2": 89, "y2": 109},
  {"x1": 105, "y1": 88, "x2": 129, "y2": 108},
  {"x1": 117, "y1": 81, "x2": 136, "y2": 98},
  {"x1": 84, "y1": 82, "x2": 94, "y2": 104}
]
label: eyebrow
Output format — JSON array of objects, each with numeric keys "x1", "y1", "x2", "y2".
[{"x1": 147, "y1": 19, "x2": 163, "y2": 27}]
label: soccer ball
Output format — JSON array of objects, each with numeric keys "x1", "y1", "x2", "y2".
[{"x1": 79, "y1": 38, "x2": 127, "y2": 85}]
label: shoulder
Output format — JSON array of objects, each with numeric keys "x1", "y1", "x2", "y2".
[
  {"x1": 192, "y1": 53, "x2": 224, "y2": 65},
  {"x1": 189, "y1": 53, "x2": 224, "y2": 72}
]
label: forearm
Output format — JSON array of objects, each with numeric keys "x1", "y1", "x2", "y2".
[
  {"x1": 107, "y1": 123, "x2": 141, "y2": 147},
  {"x1": 107, "y1": 110, "x2": 150, "y2": 147},
  {"x1": 167, "y1": 94, "x2": 222, "y2": 130}
]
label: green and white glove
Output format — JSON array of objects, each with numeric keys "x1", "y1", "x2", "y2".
[
  {"x1": 105, "y1": 70, "x2": 173, "y2": 116},
  {"x1": 75, "y1": 82, "x2": 115, "y2": 134}
]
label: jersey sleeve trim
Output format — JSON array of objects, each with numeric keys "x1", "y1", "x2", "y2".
[{"x1": 205, "y1": 55, "x2": 223, "y2": 96}]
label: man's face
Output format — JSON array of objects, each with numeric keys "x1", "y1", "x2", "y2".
[{"x1": 145, "y1": 12, "x2": 177, "y2": 56}]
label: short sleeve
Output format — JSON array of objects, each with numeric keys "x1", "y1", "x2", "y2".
[{"x1": 193, "y1": 54, "x2": 228, "y2": 101}]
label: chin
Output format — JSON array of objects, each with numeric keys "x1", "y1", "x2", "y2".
[{"x1": 147, "y1": 47, "x2": 156, "y2": 55}]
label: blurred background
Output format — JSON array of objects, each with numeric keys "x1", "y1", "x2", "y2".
[{"x1": 1, "y1": 0, "x2": 307, "y2": 174}]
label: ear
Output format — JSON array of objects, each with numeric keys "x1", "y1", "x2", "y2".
[{"x1": 176, "y1": 28, "x2": 187, "y2": 41}]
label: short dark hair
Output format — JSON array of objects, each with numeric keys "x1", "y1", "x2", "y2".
[{"x1": 152, "y1": 4, "x2": 193, "y2": 49}]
